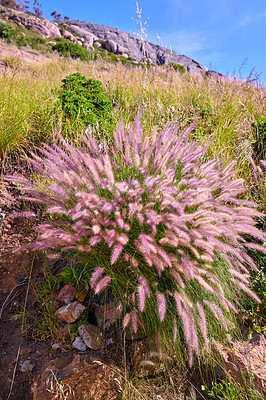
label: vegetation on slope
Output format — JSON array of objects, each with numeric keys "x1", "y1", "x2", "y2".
[{"x1": 0, "y1": 41, "x2": 265, "y2": 399}]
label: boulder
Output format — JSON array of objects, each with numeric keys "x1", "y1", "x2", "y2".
[
  {"x1": 0, "y1": 8, "x2": 61, "y2": 38},
  {"x1": 56, "y1": 284, "x2": 77, "y2": 305},
  {"x1": 104, "y1": 39, "x2": 117, "y2": 54},
  {"x1": 67, "y1": 24, "x2": 97, "y2": 46},
  {"x1": 62, "y1": 30, "x2": 77, "y2": 42},
  {"x1": 116, "y1": 44, "x2": 126, "y2": 55},
  {"x1": 56, "y1": 301, "x2": 85, "y2": 323},
  {"x1": 78, "y1": 323, "x2": 106, "y2": 350},
  {"x1": 217, "y1": 333, "x2": 266, "y2": 394},
  {"x1": 93, "y1": 41, "x2": 102, "y2": 48},
  {"x1": 26, "y1": 18, "x2": 61, "y2": 38}
]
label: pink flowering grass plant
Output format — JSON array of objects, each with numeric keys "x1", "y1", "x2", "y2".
[{"x1": 7, "y1": 111, "x2": 266, "y2": 366}]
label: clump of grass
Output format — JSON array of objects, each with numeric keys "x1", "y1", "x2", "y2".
[
  {"x1": 6, "y1": 112, "x2": 266, "y2": 368},
  {"x1": 201, "y1": 377, "x2": 265, "y2": 400},
  {"x1": 168, "y1": 62, "x2": 186, "y2": 73},
  {"x1": 252, "y1": 117, "x2": 266, "y2": 161}
]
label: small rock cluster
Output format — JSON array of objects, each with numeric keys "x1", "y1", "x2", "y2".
[{"x1": 54, "y1": 284, "x2": 124, "y2": 352}]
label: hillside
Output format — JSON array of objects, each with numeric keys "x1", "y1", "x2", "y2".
[
  {"x1": 0, "y1": 5, "x2": 213, "y2": 74},
  {"x1": 0, "y1": 3, "x2": 265, "y2": 400}
]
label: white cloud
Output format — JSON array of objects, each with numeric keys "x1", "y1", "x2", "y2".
[
  {"x1": 236, "y1": 11, "x2": 266, "y2": 28},
  {"x1": 160, "y1": 30, "x2": 207, "y2": 55}
]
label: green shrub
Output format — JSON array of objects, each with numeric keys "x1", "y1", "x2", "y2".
[
  {"x1": 59, "y1": 72, "x2": 114, "y2": 129},
  {"x1": 16, "y1": 35, "x2": 45, "y2": 49},
  {"x1": 52, "y1": 42, "x2": 89, "y2": 61},
  {"x1": 169, "y1": 62, "x2": 186, "y2": 73},
  {"x1": 252, "y1": 117, "x2": 266, "y2": 160},
  {"x1": 0, "y1": 21, "x2": 15, "y2": 40}
]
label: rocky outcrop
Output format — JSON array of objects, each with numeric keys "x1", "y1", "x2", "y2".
[
  {"x1": 0, "y1": 8, "x2": 61, "y2": 37},
  {"x1": 66, "y1": 21, "x2": 209, "y2": 73},
  {"x1": 0, "y1": 6, "x2": 211, "y2": 74}
]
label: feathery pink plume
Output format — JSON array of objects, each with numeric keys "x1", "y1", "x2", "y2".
[
  {"x1": 94, "y1": 275, "x2": 111, "y2": 295},
  {"x1": 156, "y1": 293, "x2": 166, "y2": 321},
  {"x1": 123, "y1": 313, "x2": 131, "y2": 328},
  {"x1": 90, "y1": 267, "x2": 104, "y2": 289},
  {"x1": 111, "y1": 243, "x2": 123, "y2": 264}
]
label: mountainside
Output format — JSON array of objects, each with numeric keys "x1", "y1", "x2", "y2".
[
  {"x1": 0, "y1": 6, "x2": 212, "y2": 74},
  {"x1": 65, "y1": 21, "x2": 209, "y2": 74}
]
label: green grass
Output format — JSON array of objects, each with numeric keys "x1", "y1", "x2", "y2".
[{"x1": 202, "y1": 377, "x2": 265, "y2": 400}]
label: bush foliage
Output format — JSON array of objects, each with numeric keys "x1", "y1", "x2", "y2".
[
  {"x1": 0, "y1": 21, "x2": 14, "y2": 40},
  {"x1": 52, "y1": 41, "x2": 89, "y2": 60},
  {"x1": 8, "y1": 112, "x2": 266, "y2": 366},
  {"x1": 168, "y1": 62, "x2": 186, "y2": 73},
  {"x1": 59, "y1": 72, "x2": 115, "y2": 129}
]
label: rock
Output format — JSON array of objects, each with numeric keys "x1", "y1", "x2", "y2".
[
  {"x1": 104, "y1": 39, "x2": 117, "y2": 54},
  {"x1": 20, "y1": 359, "x2": 34, "y2": 372},
  {"x1": 56, "y1": 284, "x2": 77, "y2": 305},
  {"x1": 56, "y1": 301, "x2": 85, "y2": 323},
  {"x1": 31, "y1": 354, "x2": 122, "y2": 400},
  {"x1": 78, "y1": 323, "x2": 106, "y2": 350},
  {"x1": 67, "y1": 24, "x2": 97, "y2": 47},
  {"x1": 65, "y1": 21, "x2": 209, "y2": 73},
  {"x1": 72, "y1": 336, "x2": 87, "y2": 352},
  {"x1": 156, "y1": 50, "x2": 169, "y2": 65},
  {"x1": 93, "y1": 41, "x2": 102, "y2": 48},
  {"x1": 1, "y1": 9, "x2": 61, "y2": 38},
  {"x1": 20, "y1": 347, "x2": 32, "y2": 356},
  {"x1": 116, "y1": 44, "x2": 125, "y2": 55},
  {"x1": 217, "y1": 333, "x2": 266, "y2": 394},
  {"x1": 95, "y1": 300, "x2": 123, "y2": 329},
  {"x1": 51, "y1": 343, "x2": 61, "y2": 350},
  {"x1": 26, "y1": 18, "x2": 61, "y2": 38},
  {"x1": 62, "y1": 30, "x2": 76, "y2": 42}
]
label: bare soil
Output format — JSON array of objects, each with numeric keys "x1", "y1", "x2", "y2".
[
  {"x1": 0, "y1": 42, "x2": 48, "y2": 66},
  {"x1": 0, "y1": 157, "x2": 48, "y2": 399}
]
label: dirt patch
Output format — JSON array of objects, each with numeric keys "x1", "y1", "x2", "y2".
[
  {"x1": 0, "y1": 43, "x2": 48, "y2": 66},
  {"x1": 0, "y1": 158, "x2": 46, "y2": 399}
]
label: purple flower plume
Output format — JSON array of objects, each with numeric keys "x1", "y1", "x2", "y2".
[
  {"x1": 7, "y1": 112, "x2": 266, "y2": 367},
  {"x1": 156, "y1": 293, "x2": 166, "y2": 322},
  {"x1": 90, "y1": 266, "x2": 104, "y2": 289},
  {"x1": 94, "y1": 275, "x2": 111, "y2": 295}
]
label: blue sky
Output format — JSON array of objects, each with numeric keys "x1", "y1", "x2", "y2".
[{"x1": 40, "y1": 0, "x2": 266, "y2": 81}]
